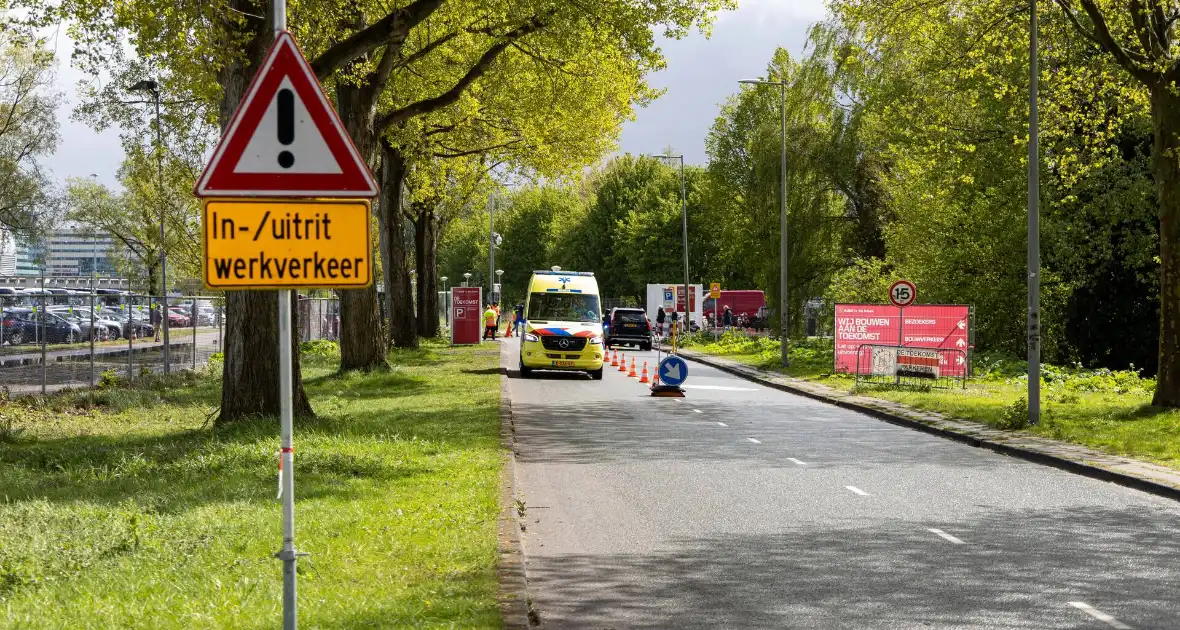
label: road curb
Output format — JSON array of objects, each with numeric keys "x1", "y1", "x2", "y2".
[
  {"x1": 676, "y1": 348, "x2": 1180, "y2": 503},
  {"x1": 497, "y1": 352, "x2": 534, "y2": 629}
]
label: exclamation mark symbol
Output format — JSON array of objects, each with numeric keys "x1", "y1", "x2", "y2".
[{"x1": 277, "y1": 88, "x2": 295, "y2": 169}]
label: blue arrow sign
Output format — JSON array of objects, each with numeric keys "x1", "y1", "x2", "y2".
[{"x1": 658, "y1": 355, "x2": 688, "y2": 387}]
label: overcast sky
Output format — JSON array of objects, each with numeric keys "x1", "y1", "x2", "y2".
[{"x1": 45, "y1": 0, "x2": 830, "y2": 189}]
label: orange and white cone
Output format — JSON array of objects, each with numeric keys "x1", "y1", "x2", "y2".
[
  {"x1": 628, "y1": 358, "x2": 637, "y2": 377},
  {"x1": 610, "y1": 350, "x2": 618, "y2": 367},
  {"x1": 618, "y1": 352, "x2": 628, "y2": 372},
  {"x1": 639, "y1": 362, "x2": 650, "y2": 384}
]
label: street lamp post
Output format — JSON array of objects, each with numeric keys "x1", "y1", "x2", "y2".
[
  {"x1": 739, "y1": 77, "x2": 789, "y2": 367},
  {"x1": 495, "y1": 269, "x2": 504, "y2": 304},
  {"x1": 129, "y1": 78, "x2": 169, "y2": 374},
  {"x1": 463, "y1": 272, "x2": 471, "y2": 288},
  {"x1": 654, "y1": 154, "x2": 689, "y2": 332}
]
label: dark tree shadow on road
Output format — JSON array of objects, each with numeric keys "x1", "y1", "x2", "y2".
[{"x1": 523, "y1": 505, "x2": 1180, "y2": 629}]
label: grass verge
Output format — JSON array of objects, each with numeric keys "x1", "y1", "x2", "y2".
[
  {"x1": 0, "y1": 339, "x2": 504, "y2": 629},
  {"x1": 680, "y1": 333, "x2": 1180, "y2": 472}
]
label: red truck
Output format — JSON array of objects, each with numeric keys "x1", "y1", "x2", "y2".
[{"x1": 702, "y1": 290, "x2": 766, "y2": 328}]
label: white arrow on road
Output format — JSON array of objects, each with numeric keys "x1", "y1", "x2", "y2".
[{"x1": 664, "y1": 363, "x2": 683, "y2": 381}]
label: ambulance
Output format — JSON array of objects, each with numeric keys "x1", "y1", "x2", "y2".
[{"x1": 519, "y1": 269, "x2": 605, "y2": 379}]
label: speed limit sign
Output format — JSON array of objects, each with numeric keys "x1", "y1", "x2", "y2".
[{"x1": 889, "y1": 280, "x2": 917, "y2": 308}]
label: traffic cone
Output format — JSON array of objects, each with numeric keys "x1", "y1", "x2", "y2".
[
  {"x1": 609, "y1": 350, "x2": 618, "y2": 367},
  {"x1": 639, "y1": 362, "x2": 650, "y2": 384},
  {"x1": 628, "y1": 358, "x2": 637, "y2": 377},
  {"x1": 618, "y1": 352, "x2": 628, "y2": 372}
]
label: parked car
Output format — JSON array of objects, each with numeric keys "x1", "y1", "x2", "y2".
[
  {"x1": 604, "y1": 307, "x2": 653, "y2": 350},
  {"x1": 0, "y1": 308, "x2": 82, "y2": 344},
  {"x1": 167, "y1": 308, "x2": 190, "y2": 327},
  {"x1": 52, "y1": 310, "x2": 108, "y2": 342},
  {"x1": 101, "y1": 309, "x2": 154, "y2": 339},
  {"x1": 49, "y1": 306, "x2": 122, "y2": 341}
]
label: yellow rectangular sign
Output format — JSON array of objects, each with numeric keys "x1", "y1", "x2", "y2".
[
  {"x1": 202, "y1": 198, "x2": 372, "y2": 289},
  {"x1": 710, "y1": 282, "x2": 721, "y2": 299}
]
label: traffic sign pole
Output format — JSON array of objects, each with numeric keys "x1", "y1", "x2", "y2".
[
  {"x1": 196, "y1": 8, "x2": 378, "y2": 628},
  {"x1": 273, "y1": 3, "x2": 299, "y2": 630}
]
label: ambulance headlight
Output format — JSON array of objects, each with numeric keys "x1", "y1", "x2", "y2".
[
  {"x1": 589, "y1": 336, "x2": 603, "y2": 345},
  {"x1": 524, "y1": 333, "x2": 539, "y2": 342}
]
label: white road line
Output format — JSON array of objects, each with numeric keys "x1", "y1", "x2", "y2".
[
  {"x1": 692, "y1": 409, "x2": 703, "y2": 414},
  {"x1": 845, "y1": 485, "x2": 870, "y2": 496},
  {"x1": 746, "y1": 438, "x2": 762, "y2": 444},
  {"x1": 1068, "y1": 602, "x2": 1132, "y2": 629},
  {"x1": 787, "y1": 458, "x2": 808, "y2": 466},
  {"x1": 682, "y1": 385, "x2": 756, "y2": 391},
  {"x1": 716, "y1": 422, "x2": 728, "y2": 427},
  {"x1": 927, "y1": 528, "x2": 965, "y2": 545}
]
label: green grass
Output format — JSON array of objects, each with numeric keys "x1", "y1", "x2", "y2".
[
  {"x1": 0, "y1": 340, "x2": 504, "y2": 629},
  {"x1": 681, "y1": 333, "x2": 1180, "y2": 472}
]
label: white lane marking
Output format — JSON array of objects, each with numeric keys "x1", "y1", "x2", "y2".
[
  {"x1": 746, "y1": 438, "x2": 761, "y2": 444},
  {"x1": 716, "y1": 422, "x2": 728, "y2": 427},
  {"x1": 674, "y1": 398, "x2": 684, "y2": 403},
  {"x1": 787, "y1": 458, "x2": 808, "y2": 466},
  {"x1": 692, "y1": 409, "x2": 702, "y2": 414},
  {"x1": 1068, "y1": 602, "x2": 1132, "y2": 629},
  {"x1": 845, "y1": 485, "x2": 870, "y2": 496},
  {"x1": 927, "y1": 528, "x2": 965, "y2": 545},
  {"x1": 682, "y1": 385, "x2": 756, "y2": 391}
]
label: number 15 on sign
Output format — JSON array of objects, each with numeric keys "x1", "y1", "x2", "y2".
[{"x1": 889, "y1": 280, "x2": 916, "y2": 308}]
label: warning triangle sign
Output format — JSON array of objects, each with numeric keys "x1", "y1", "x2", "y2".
[{"x1": 195, "y1": 31, "x2": 378, "y2": 198}]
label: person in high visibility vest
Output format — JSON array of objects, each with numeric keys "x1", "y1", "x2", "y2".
[{"x1": 483, "y1": 304, "x2": 498, "y2": 341}]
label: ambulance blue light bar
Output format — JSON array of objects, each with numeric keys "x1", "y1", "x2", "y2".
[{"x1": 532, "y1": 270, "x2": 595, "y2": 276}]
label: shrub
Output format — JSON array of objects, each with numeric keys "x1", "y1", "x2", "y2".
[{"x1": 996, "y1": 397, "x2": 1030, "y2": 430}]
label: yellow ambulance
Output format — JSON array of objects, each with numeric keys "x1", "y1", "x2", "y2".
[{"x1": 519, "y1": 269, "x2": 605, "y2": 379}]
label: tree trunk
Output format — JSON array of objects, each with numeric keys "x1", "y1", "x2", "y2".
[
  {"x1": 217, "y1": 10, "x2": 313, "y2": 423},
  {"x1": 1151, "y1": 87, "x2": 1180, "y2": 407},
  {"x1": 380, "y1": 142, "x2": 418, "y2": 348},
  {"x1": 415, "y1": 205, "x2": 440, "y2": 338},
  {"x1": 335, "y1": 83, "x2": 388, "y2": 371}
]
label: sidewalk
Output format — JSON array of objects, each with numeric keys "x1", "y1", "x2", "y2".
[{"x1": 676, "y1": 347, "x2": 1180, "y2": 502}]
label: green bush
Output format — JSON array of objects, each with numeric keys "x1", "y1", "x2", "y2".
[
  {"x1": 996, "y1": 397, "x2": 1030, "y2": 430},
  {"x1": 300, "y1": 339, "x2": 340, "y2": 362}
]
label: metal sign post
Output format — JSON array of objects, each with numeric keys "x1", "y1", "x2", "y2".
[{"x1": 193, "y1": 2, "x2": 378, "y2": 627}]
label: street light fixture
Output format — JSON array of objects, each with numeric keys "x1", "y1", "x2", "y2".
[
  {"x1": 495, "y1": 269, "x2": 504, "y2": 304},
  {"x1": 129, "y1": 78, "x2": 170, "y2": 374},
  {"x1": 739, "y1": 77, "x2": 789, "y2": 367},
  {"x1": 653, "y1": 153, "x2": 689, "y2": 330},
  {"x1": 463, "y1": 272, "x2": 471, "y2": 287}
]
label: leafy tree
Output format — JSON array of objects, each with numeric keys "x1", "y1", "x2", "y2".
[
  {"x1": 64, "y1": 148, "x2": 201, "y2": 294},
  {"x1": 0, "y1": 32, "x2": 62, "y2": 236},
  {"x1": 1048, "y1": 0, "x2": 1180, "y2": 404}
]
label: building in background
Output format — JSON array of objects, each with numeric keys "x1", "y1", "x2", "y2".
[{"x1": 12, "y1": 227, "x2": 118, "y2": 276}]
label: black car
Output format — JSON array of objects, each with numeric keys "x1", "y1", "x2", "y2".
[
  {"x1": 604, "y1": 307, "x2": 652, "y2": 350},
  {"x1": 0, "y1": 308, "x2": 83, "y2": 345}
]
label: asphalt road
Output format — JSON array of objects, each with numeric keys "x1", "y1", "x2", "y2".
[{"x1": 502, "y1": 338, "x2": 1180, "y2": 630}]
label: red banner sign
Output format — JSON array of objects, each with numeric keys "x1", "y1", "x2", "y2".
[
  {"x1": 834, "y1": 304, "x2": 970, "y2": 376},
  {"x1": 451, "y1": 287, "x2": 483, "y2": 346}
]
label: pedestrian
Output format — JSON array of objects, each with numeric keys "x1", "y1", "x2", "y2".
[
  {"x1": 483, "y1": 303, "x2": 498, "y2": 340},
  {"x1": 655, "y1": 307, "x2": 666, "y2": 340},
  {"x1": 723, "y1": 305, "x2": 734, "y2": 331},
  {"x1": 150, "y1": 303, "x2": 161, "y2": 342},
  {"x1": 513, "y1": 303, "x2": 525, "y2": 335}
]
